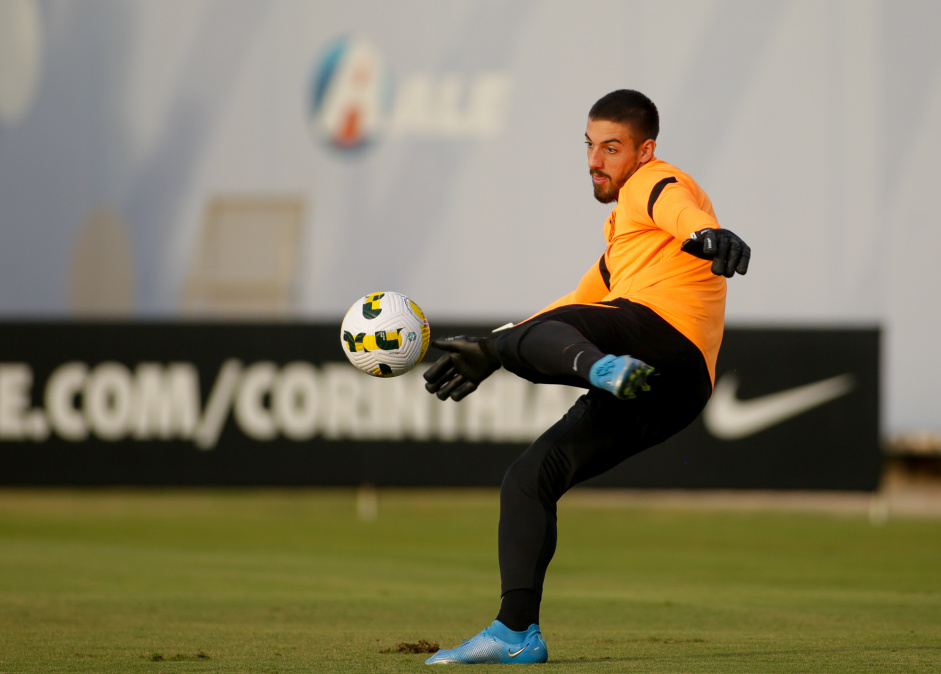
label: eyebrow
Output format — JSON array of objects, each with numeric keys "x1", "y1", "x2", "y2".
[{"x1": 585, "y1": 133, "x2": 623, "y2": 145}]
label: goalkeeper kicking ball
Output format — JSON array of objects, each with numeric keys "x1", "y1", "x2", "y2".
[{"x1": 340, "y1": 291, "x2": 431, "y2": 377}]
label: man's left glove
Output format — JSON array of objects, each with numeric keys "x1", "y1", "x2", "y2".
[
  {"x1": 681, "y1": 228, "x2": 751, "y2": 277},
  {"x1": 423, "y1": 336, "x2": 500, "y2": 402}
]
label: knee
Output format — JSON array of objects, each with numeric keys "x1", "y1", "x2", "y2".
[
  {"x1": 500, "y1": 456, "x2": 532, "y2": 509},
  {"x1": 501, "y1": 447, "x2": 570, "y2": 508}
]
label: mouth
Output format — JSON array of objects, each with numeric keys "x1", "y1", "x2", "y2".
[{"x1": 591, "y1": 172, "x2": 609, "y2": 184}]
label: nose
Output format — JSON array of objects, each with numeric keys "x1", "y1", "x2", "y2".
[{"x1": 588, "y1": 146, "x2": 604, "y2": 170}]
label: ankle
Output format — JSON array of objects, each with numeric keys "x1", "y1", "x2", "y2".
[
  {"x1": 489, "y1": 620, "x2": 534, "y2": 643},
  {"x1": 588, "y1": 354, "x2": 618, "y2": 389},
  {"x1": 496, "y1": 588, "x2": 540, "y2": 632}
]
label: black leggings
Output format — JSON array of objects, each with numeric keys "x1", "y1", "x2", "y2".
[{"x1": 493, "y1": 299, "x2": 712, "y2": 600}]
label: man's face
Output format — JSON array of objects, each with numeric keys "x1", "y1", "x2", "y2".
[{"x1": 585, "y1": 118, "x2": 648, "y2": 203}]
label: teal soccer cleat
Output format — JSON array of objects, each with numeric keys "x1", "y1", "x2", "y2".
[
  {"x1": 589, "y1": 354, "x2": 654, "y2": 400},
  {"x1": 425, "y1": 620, "x2": 548, "y2": 665}
]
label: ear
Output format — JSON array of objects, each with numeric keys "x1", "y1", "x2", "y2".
[{"x1": 639, "y1": 138, "x2": 656, "y2": 162}]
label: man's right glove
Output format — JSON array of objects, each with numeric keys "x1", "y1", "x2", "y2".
[
  {"x1": 423, "y1": 335, "x2": 500, "y2": 402},
  {"x1": 681, "y1": 228, "x2": 751, "y2": 277}
]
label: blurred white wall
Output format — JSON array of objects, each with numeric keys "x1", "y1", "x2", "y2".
[{"x1": 0, "y1": 0, "x2": 938, "y2": 435}]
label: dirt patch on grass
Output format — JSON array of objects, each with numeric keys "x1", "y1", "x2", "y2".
[
  {"x1": 381, "y1": 640, "x2": 439, "y2": 654},
  {"x1": 148, "y1": 651, "x2": 210, "y2": 662}
]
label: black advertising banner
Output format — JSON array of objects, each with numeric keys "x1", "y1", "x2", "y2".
[
  {"x1": 0, "y1": 322, "x2": 879, "y2": 490},
  {"x1": 585, "y1": 327, "x2": 881, "y2": 490}
]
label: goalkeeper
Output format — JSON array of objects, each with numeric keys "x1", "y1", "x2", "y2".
[{"x1": 422, "y1": 89, "x2": 751, "y2": 665}]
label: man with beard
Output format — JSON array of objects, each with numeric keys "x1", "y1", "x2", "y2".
[{"x1": 423, "y1": 89, "x2": 750, "y2": 665}]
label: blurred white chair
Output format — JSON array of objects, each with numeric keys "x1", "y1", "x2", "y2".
[{"x1": 180, "y1": 196, "x2": 304, "y2": 317}]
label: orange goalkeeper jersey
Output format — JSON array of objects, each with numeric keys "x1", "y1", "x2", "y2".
[{"x1": 532, "y1": 158, "x2": 727, "y2": 383}]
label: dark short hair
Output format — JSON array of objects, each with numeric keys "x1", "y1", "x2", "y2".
[{"x1": 588, "y1": 89, "x2": 659, "y2": 142}]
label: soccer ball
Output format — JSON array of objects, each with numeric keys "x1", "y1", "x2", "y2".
[{"x1": 340, "y1": 291, "x2": 431, "y2": 377}]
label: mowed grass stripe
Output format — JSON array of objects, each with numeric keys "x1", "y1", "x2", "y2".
[{"x1": 0, "y1": 488, "x2": 938, "y2": 673}]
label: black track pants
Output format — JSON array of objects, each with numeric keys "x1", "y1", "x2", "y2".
[{"x1": 493, "y1": 299, "x2": 713, "y2": 596}]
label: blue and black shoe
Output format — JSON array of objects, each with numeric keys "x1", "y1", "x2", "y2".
[
  {"x1": 589, "y1": 354, "x2": 654, "y2": 400},
  {"x1": 425, "y1": 620, "x2": 548, "y2": 665}
]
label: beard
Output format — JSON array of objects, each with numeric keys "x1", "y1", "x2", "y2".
[
  {"x1": 592, "y1": 178, "x2": 619, "y2": 203},
  {"x1": 591, "y1": 171, "x2": 621, "y2": 203},
  {"x1": 591, "y1": 162, "x2": 641, "y2": 203}
]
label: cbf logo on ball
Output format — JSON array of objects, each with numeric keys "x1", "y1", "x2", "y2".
[{"x1": 310, "y1": 36, "x2": 393, "y2": 150}]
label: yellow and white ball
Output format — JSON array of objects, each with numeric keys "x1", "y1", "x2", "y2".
[{"x1": 340, "y1": 292, "x2": 430, "y2": 377}]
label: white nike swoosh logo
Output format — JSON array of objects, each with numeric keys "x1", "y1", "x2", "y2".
[
  {"x1": 508, "y1": 647, "x2": 527, "y2": 658},
  {"x1": 704, "y1": 372, "x2": 855, "y2": 440}
]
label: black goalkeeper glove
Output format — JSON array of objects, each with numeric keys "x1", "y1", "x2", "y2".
[
  {"x1": 423, "y1": 336, "x2": 500, "y2": 401},
  {"x1": 681, "y1": 228, "x2": 751, "y2": 277}
]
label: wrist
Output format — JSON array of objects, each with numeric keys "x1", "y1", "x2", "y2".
[{"x1": 479, "y1": 335, "x2": 501, "y2": 366}]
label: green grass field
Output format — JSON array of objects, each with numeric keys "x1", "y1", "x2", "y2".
[{"x1": 0, "y1": 488, "x2": 939, "y2": 673}]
